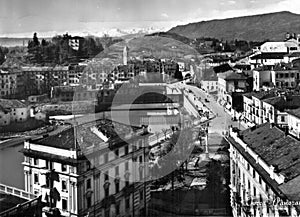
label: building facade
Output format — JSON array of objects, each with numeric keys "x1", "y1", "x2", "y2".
[
  {"x1": 226, "y1": 124, "x2": 300, "y2": 217},
  {"x1": 0, "y1": 99, "x2": 30, "y2": 126},
  {"x1": 0, "y1": 69, "x2": 17, "y2": 98},
  {"x1": 22, "y1": 119, "x2": 151, "y2": 217}
]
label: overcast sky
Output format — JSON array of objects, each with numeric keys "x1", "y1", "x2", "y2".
[{"x1": 0, "y1": 0, "x2": 299, "y2": 37}]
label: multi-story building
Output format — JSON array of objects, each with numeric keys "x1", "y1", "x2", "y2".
[
  {"x1": 262, "y1": 95, "x2": 300, "y2": 128},
  {"x1": 287, "y1": 108, "x2": 300, "y2": 139},
  {"x1": 0, "y1": 69, "x2": 17, "y2": 98},
  {"x1": 21, "y1": 119, "x2": 151, "y2": 217},
  {"x1": 0, "y1": 99, "x2": 30, "y2": 126},
  {"x1": 218, "y1": 70, "x2": 252, "y2": 106},
  {"x1": 200, "y1": 68, "x2": 218, "y2": 93},
  {"x1": 253, "y1": 64, "x2": 300, "y2": 91},
  {"x1": 226, "y1": 123, "x2": 300, "y2": 217},
  {"x1": 242, "y1": 91, "x2": 277, "y2": 125},
  {"x1": 249, "y1": 33, "x2": 300, "y2": 67},
  {"x1": 16, "y1": 65, "x2": 85, "y2": 98}
]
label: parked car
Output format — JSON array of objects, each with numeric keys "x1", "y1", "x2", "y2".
[{"x1": 205, "y1": 99, "x2": 209, "y2": 102}]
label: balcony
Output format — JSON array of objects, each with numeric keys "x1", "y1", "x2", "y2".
[{"x1": 101, "y1": 195, "x2": 116, "y2": 208}]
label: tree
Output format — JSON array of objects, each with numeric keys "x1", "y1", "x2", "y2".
[
  {"x1": 0, "y1": 47, "x2": 5, "y2": 65},
  {"x1": 33, "y1": 32, "x2": 40, "y2": 46},
  {"x1": 174, "y1": 65, "x2": 183, "y2": 80}
]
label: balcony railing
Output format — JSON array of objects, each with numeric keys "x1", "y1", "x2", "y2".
[{"x1": 0, "y1": 183, "x2": 36, "y2": 200}]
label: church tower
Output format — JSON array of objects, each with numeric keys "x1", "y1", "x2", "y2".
[{"x1": 123, "y1": 45, "x2": 129, "y2": 65}]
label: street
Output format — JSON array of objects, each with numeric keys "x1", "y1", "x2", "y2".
[{"x1": 175, "y1": 83, "x2": 245, "y2": 153}]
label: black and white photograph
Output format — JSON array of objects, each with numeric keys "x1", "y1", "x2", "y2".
[{"x1": 1, "y1": 0, "x2": 300, "y2": 216}]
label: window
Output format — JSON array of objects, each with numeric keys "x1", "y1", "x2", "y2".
[
  {"x1": 125, "y1": 197, "x2": 130, "y2": 209},
  {"x1": 62, "y1": 198, "x2": 68, "y2": 210},
  {"x1": 125, "y1": 145, "x2": 129, "y2": 155},
  {"x1": 61, "y1": 164, "x2": 67, "y2": 172},
  {"x1": 247, "y1": 163, "x2": 250, "y2": 171},
  {"x1": 115, "y1": 166, "x2": 119, "y2": 176},
  {"x1": 140, "y1": 189, "x2": 144, "y2": 201},
  {"x1": 253, "y1": 170, "x2": 256, "y2": 179},
  {"x1": 104, "y1": 171, "x2": 109, "y2": 181},
  {"x1": 114, "y1": 149, "x2": 119, "y2": 158},
  {"x1": 266, "y1": 184, "x2": 269, "y2": 193},
  {"x1": 87, "y1": 197, "x2": 91, "y2": 208},
  {"x1": 115, "y1": 180, "x2": 119, "y2": 193},
  {"x1": 62, "y1": 180, "x2": 67, "y2": 192},
  {"x1": 125, "y1": 162, "x2": 129, "y2": 170},
  {"x1": 34, "y1": 173, "x2": 39, "y2": 184},
  {"x1": 253, "y1": 186, "x2": 256, "y2": 197},
  {"x1": 86, "y1": 179, "x2": 91, "y2": 189},
  {"x1": 104, "y1": 153, "x2": 108, "y2": 163},
  {"x1": 139, "y1": 169, "x2": 143, "y2": 180},
  {"x1": 259, "y1": 176, "x2": 262, "y2": 185},
  {"x1": 281, "y1": 116, "x2": 285, "y2": 122},
  {"x1": 115, "y1": 202, "x2": 120, "y2": 215},
  {"x1": 33, "y1": 158, "x2": 38, "y2": 166},
  {"x1": 139, "y1": 156, "x2": 143, "y2": 163},
  {"x1": 105, "y1": 186, "x2": 109, "y2": 197},
  {"x1": 125, "y1": 176, "x2": 129, "y2": 186},
  {"x1": 86, "y1": 161, "x2": 91, "y2": 170}
]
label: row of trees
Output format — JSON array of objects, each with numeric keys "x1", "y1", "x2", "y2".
[
  {"x1": 27, "y1": 32, "x2": 105, "y2": 65},
  {"x1": 0, "y1": 46, "x2": 9, "y2": 65}
]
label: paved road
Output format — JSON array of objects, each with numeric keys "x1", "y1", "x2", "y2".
[
  {"x1": 173, "y1": 83, "x2": 245, "y2": 153},
  {"x1": 183, "y1": 84, "x2": 245, "y2": 133}
]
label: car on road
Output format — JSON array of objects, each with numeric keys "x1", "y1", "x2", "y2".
[{"x1": 205, "y1": 98, "x2": 209, "y2": 103}]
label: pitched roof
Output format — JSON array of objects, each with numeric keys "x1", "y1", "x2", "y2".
[
  {"x1": 239, "y1": 123, "x2": 300, "y2": 182},
  {"x1": 213, "y1": 63, "x2": 233, "y2": 73},
  {"x1": 286, "y1": 108, "x2": 300, "y2": 119},
  {"x1": 243, "y1": 91, "x2": 277, "y2": 100},
  {"x1": 202, "y1": 68, "x2": 218, "y2": 81},
  {"x1": 263, "y1": 95, "x2": 300, "y2": 111},
  {"x1": 250, "y1": 52, "x2": 287, "y2": 60},
  {"x1": 0, "y1": 99, "x2": 27, "y2": 111},
  {"x1": 218, "y1": 70, "x2": 250, "y2": 81},
  {"x1": 33, "y1": 119, "x2": 147, "y2": 150}
]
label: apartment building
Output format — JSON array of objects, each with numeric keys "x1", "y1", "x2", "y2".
[
  {"x1": 243, "y1": 91, "x2": 277, "y2": 125},
  {"x1": 16, "y1": 65, "x2": 85, "y2": 98},
  {"x1": 22, "y1": 119, "x2": 151, "y2": 217},
  {"x1": 226, "y1": 123, "x2": 300, "y2": 217},
  {"x1": 262, "y1": 95, "x2": 300, "y2": 128},
  {"x1": 0, "y1": 69, "x2": 17, "y2": 98},
  {"x1": 200, "y1": 68, "x2": 218, "y2": 93},
  {"x1": 287, "y1": 108, "x2": 300, "y2": 139},
  {"x1": 253, "y1": 64, "x2": 300, "y2": 91},
  {"x1": 218, "y1": 70, "x2": 252, "y2": 106},
  {"x1": 0, "y1": 99, "x2": 30, "y2": 126}
]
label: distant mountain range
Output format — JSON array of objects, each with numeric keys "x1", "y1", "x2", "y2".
[
  {"x1": 0, "y1": 27, "x2": 166, "y2": 47},
  {"x1": 168, "y1": 11, "x2": 300, "y2": 42}
]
